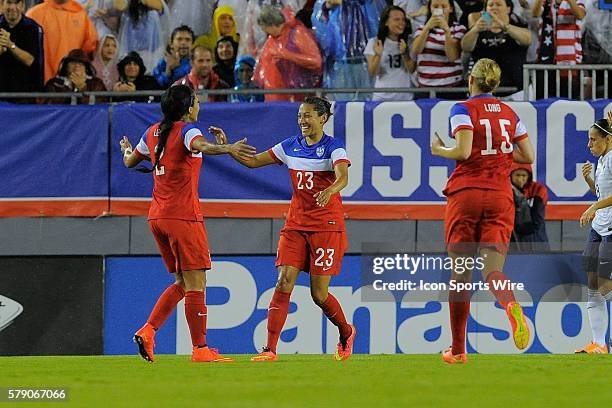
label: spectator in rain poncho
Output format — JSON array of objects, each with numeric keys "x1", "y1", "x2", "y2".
[
  {"x1": 78, "y1": 0, "x2": 122, "y2": 38},
  {"x1": 194, "y1": 4, "x2": 241, "y2": 62},
  {"x1": 92, "y1": 33, "x2": 119, "y2": 90},
  {"x1": 239, "y1": 0, "x2": 306, "y2": 58},
  {"x1": 167, "y1": 0, "x2": 214, "y2": 37},
  {"x1": 230, "y1": 55, "x2": 264, "y2": 102},
  {"x1": 116, "y1": 0, "x2": 168, "y2": 73},
  {"x1": 254, "y1": 5, "x2": 322, "y2": 102},
  {"x1": 311, "y1": 0, "x2": 386, "y2": 99}
]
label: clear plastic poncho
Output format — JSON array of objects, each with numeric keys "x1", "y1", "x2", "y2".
[
  {"x1": 167, "y1": 0, "x2": 214, "y2": 37},
  {"x1": 584, "y1": 0, "x2": 612, "y2": 62},
  {"x1": 239, "y1": 0, "x2": 306, "y2": 58},
  {"x1": 253, "y1": 15, "x2": 323, "y2": 101},
  {"x1": 118, "y1": 0, "x2": 170, "y2": 74},
  {"x1": 78, "y1": 0, "x2": 122, "y2": 38}
]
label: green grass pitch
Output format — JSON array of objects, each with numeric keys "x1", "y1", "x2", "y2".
[{"x1": 0, "y1": 354, "x2": 607, "y2": 407}]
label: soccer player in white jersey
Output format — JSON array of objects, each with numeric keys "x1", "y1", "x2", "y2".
[
  {"x1": 209, "y1": 96, "x2": 356, "y2": 362},
  {"x1": 576, "y1": 112, "x2": 612, "y2": 354}
]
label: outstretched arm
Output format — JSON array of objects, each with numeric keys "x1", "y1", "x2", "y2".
[
  {"x1": 191, "y1": 136, "x2": 256, "y2": 159},
  {"x1": 208, "y1": 126, "x2": 276, "y2": 168},
  {"x1": 313, "y1": 162, "x2": 349, "y2": 207}
]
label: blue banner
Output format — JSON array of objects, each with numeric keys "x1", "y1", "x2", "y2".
[
  {"x1": 104, "y1": 255, "x2": 603, "y2": 355},
  {"x1": 2, "y1": 100, "x2": 611, "y2": 216},
  {"x1": 0, "y1": 104, "x2": 109, "y2": 198}
]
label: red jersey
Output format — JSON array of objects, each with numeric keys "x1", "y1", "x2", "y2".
[
  {"x1": 268, "y1": 133, "x2": 350, "y2": 232},
  {"x1": 443, "y1": 94, "x2": 529, "y2": 196},
  {"x1": 135, "y1": 122, "x2": 205, "y2": 221}
]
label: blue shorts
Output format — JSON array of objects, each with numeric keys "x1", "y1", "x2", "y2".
[{"x1": 582, "y1": 228, "x2": 612, "y2": 280}]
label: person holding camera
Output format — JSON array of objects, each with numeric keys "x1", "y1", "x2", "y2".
[
  {"x1": 411, "y1": 0, "x2": 466, "y2": 98},
  {"x1": 112, "y1": 51, "x2": 159, "y2": 102},
  {"x1": 461, "y1": 0, "x2": 531, "y2": 97}
]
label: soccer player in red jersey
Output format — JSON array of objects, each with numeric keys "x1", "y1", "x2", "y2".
[
  {"x1": 209, "y1": 96, "x2": 356, "y2": 362},
  {"x1": 119, "y1": 85, "x2": 256, "y2": 363},
  {"x1": 431, "y1": 58, "x2": 535, "y2": 364}
]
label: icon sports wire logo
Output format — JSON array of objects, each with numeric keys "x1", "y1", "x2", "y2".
[{"x1": 0, "y1": 295, "x2": 23, "y2": 332}]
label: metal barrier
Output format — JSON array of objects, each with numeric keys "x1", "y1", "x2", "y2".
[
  {"x1": 522, "y1": 64, "x2": 612, "y2": 101},
  {"x1": 0, "y1": 86, "x2": 520, "y2": 105}
]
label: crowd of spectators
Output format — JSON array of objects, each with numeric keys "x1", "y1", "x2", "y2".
[{"x1": 0, "y1": 0, "x2": 611, "y2": 103}]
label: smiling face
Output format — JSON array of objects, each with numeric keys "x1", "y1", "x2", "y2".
[
  {"x1": 3, "y1": 0, "x2": 24, "y2": 26},
  {"x1": 386, "y1": 9, "x2": 407, "y2": 37},
  {"x1": 124, "y1": 61, "x2": 140, "y2": 81},
  {"x1": 217, "y1": 40, "x2": 235, "y2": 61},
  {"x1": 298, "y1": 103, "x2": 326, "y2": 139}
]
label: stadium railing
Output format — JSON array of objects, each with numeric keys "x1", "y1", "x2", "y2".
[
  {"x1": 0, "y1": 86, "x2": 520, "y2": 105},
  {"x1": 522, "y1": 64, "x2": 612, "y2": 100}
]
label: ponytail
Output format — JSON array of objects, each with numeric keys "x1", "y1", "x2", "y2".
[{"x1": 137, "y1": 85, "x2": 194, "y2": 173}]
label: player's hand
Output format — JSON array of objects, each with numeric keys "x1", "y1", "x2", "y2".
[
  {"x1": 580, "y1": 205, "x2": 597, "y2": 227},
  {"x1": 208, "y1": 126, "x2": 228, "y2": 145},
  {"x1": 431, "y1": 132, "x2": 445, "y2": 155},
  {"x1": 607, "y1": 110, "x2": 612, "y2": 128},
  {"x1": 120, "y1": 136, "x2": 133, "y2": 154},
  {"x1": 314, "y1": 188, "x2": 333, "y2": 207},
  {"x1": 229, "y1": 137, "x2": 257, "y2": 160},
  {"x1": 582, "y1": 161, "x2": 593, "y2": 180}
]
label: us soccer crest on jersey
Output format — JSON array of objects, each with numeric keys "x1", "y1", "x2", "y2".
[{"x1": 267, "y1": 133, "x2": 350, "y2": 232}]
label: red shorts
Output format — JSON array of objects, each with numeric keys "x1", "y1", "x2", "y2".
[
  {"x1": 276, "y1": 229, "x2": 348, "y2": 275},
  {"x1": 445, "y1": 188, "x2": 514, "y2": 254},
  {"x1": 149, "y1": 219, "x2": 212, "y2": 273}
]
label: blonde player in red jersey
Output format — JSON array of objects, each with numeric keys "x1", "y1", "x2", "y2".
[
  {"x1": 431, "y1": 58, "x2": 535, "y2": 364},
  {"x1": 119, "y1": 85, "x2": 256, "y2": 363},
  {"x1": 209, "y1": 96, "x2": 356, "y2": 362}
]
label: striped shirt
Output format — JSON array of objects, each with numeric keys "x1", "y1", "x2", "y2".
[
  {"x1": 414, "y1": 23, "x2": 466, "y2": 87},
  {"x1": 538, "y1": 0, "x2": 585, "y2": 64}
]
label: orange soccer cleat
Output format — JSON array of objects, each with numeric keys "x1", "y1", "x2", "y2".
[
  {"x1": 250, "y1": 348, "x2": 278, "y2": 362},
  {"x1": 334, "y1": 324, "x2": 357, "y2": 361},
  {"x1": 442, "y1": 348, "x2": 468, "y2": 364},
  {"x1": 575, "y1": 341, "x2": 608, "y2": 354},
  {"x1": 191, "y1": 346, "x2": 234, "y2": 362},
  {"x1": 506, "y1": 301, "x2": 530, "y2": 350},
  {"x1": 133, "y1": 322, "x2": 156, "y2": 363}
]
